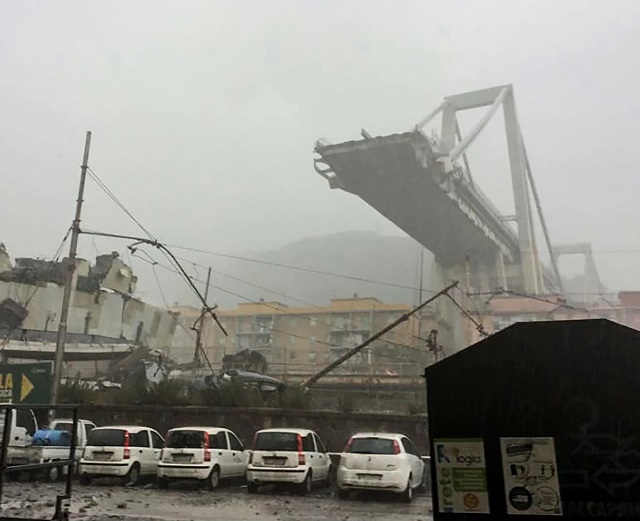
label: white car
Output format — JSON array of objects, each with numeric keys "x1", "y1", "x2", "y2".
[
  {"x1": 78, "y1": 425, "x2": 164, "y2": 486},
  {"x1": 157, "y1": 426, "x2": 248, "y2": 489},
  {"x1": 336, "y1": 432, "x2": 425, "y2": 502},
  {"x1": 246, "y1": 428, "x2": 331, "y2": 495}
]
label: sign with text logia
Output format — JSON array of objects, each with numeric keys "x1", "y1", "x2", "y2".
[{"x1": 434, "y1": 438, "x2": 490, "y2": 514}]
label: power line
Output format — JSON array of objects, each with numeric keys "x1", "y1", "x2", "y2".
[
  {"x1": 135, "y1": 251, "x2": 428, "y2": 357},
  {"x1": 471, "y1": 288, "x2": 619, "y2": 323},
  {"x1": 444, "y1": 291, "x2": 489, "y2": 338},
  {"x1": 86, "y1": 167, "x2": 156, "y2": 241},
  {"x1": 167, "y1": 244, "x2": 438, "y2": 294}
]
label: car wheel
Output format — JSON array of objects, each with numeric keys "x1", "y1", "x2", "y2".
[
  {"x1": 298, "y1": 471, "x2": 312, "y2": 496},
  {"x1": 247, "y1": 481, "x2": 258, "y2": 494},
  {"x1": 401, "y1": 476, "x2": 413, "y2": 503},
  {"x1": 207, "y1": 466, "x2": 220, "y2": 491},
  {"x1": 123, "y1": 463, "x2": 141, "y2": 486},
  {"x1": 79, "y1": 474, "x2": 92, "y2": 486},
  {"x1": 337, "y1": 488, "x2": 349, "y2": 500},
  {"x1": 157, "y1": 477, "x2": 169, "y2": 489}
]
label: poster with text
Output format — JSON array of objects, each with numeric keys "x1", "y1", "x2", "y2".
[
  {"x1": 500, "y1": 437, "x2": 562, "y2": 515},
  {"x1": 434, "y1": 439, "x2": 490, "y2": 514}
]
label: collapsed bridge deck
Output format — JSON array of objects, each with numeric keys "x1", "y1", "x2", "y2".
[{"x1": 314, "y1": 131, "x2": 519, "y2": 267}]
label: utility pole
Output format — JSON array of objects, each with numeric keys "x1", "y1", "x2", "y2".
[
  {"x1": 417, "y1": 247, "x2": 425, "y2": 340},
  {"x1": 193, "y1": 267, "x2": 212, "y2": 366},
  {"x1": 51, "y1": 131, "x2": 92, "y2": 407}
]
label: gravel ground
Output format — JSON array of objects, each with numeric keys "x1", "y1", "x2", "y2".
[{"x1": 0, "y1": 480, "x2": 433, "y2": 521}]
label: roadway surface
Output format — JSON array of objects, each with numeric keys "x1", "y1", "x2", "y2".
[{"x1": 2, "y1": 480, "x2": 433, "y2": 521}]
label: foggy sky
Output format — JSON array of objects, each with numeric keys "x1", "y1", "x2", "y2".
[{"x1": 2, "y1": 0, "x2": 640, "y2": 306}]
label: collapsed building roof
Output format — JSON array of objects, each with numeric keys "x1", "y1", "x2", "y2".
[{"x1": 0, "y1": 249, "x2": 137, "y2": 295}]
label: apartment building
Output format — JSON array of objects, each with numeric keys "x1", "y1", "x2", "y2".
[{"x1": 173, "y1": 296, "x2": 451, "y2": 377}]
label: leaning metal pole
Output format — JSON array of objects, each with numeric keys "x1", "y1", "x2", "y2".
[
  {"x1": 302, "y1": 281, "x2": 459, "y2": 389},
  {"x1": 51, "y1": 131, "x2": 92, "y2": 407}
]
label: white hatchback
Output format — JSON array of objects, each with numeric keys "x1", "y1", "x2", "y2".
[
  {"x1": 336, "y1": 433, "x2": 425, "y2": 502},
  {"x1": 78, "y1": 425, "x2": 164, "y2": 486},
  {"x1": 157, "y1": 427, "x2": 248, "y2": 489},
  {"x1": 246, "y1": 428, "x2": 331, "y2": 495}
]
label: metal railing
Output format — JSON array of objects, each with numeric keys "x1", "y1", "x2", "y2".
[{"x1": 0, "y1": 404, "x2": 79, "y2": 521}]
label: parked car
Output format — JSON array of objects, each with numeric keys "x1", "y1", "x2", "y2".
[
  {"x1": 78, "y1": 425, "x2": 164, "y2": 486},
  {"x1": 1, "y1": 408, "x2": 38, "y2": 472},
  {"x1": 246, "y1": 428, "x2": 331, "y2": 495},
  {"x1": 157, "y1": 426, "x2": 248, "y2": 490},
  {"x1": 336, "y1": 432, "x2": 425, "y2": 502},
  {"x1": 30, "y1": 418, "x2": 97, "y2": 481}
]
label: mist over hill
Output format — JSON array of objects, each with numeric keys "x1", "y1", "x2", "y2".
[
  {"x1": 204, "y1": 232, "x2": 433, "y2": 309},
  {"x1": 162, "y1": 231, "x2": 605, "y2": 311}
]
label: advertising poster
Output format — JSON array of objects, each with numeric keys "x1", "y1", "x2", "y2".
[
  {"x1": 500, "y1": 437, "x2": 562, "y2": 515},
  {"x1": 434, "y1": 439, "x2": 490, "y2": 514}
]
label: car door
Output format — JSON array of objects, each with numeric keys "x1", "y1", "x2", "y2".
[
  {"x1": 312, "y1": 433, "x2": 330, "y2": 480},
  {"x1": 301, "y1": 433, "x2": 317, "y2": 479},
  {"x1": 82, "y1": 422, "x2": 96, "y2": 448},
  {"x1": 227, "y1": 430, "x2": 246, "y2": 477},
  {"x1": 213, "y1": 431, "x2": 232, "y2": 477},
  {"x1": 149, "y1": 430, "x2": 164, "y2": 472},
  {"x1": 401, "y1": 437, "x2": 423, "y2": 485},
  {"x1": 130, "y1": 430, "x2": 152, "y2": 474}
]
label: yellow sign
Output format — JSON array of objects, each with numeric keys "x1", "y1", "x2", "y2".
[
  {"x1": 0, "y1": 373, "x2": 13, "y2": 390},
  {"x1": 0, "y1": 372, "x2": 34, "y2": 402},
  {"x1": 20, "y1": 374, "x2": 34, "y2": 401}
]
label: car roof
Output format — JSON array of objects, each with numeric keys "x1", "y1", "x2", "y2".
[
  {"x1": 350, "y1": 432, "x2": 405, "y2": 440},
  {"x1": 256, "y1": 428, "x2": 315, "y2": 436},
  {"x1": 167, "y1": 426, "x2": 226, "y2": 433},
  {"x1": 91, "y1": 425, "x2": 152, "y2": 433}
]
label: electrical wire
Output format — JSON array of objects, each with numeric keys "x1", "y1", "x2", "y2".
[
  {"x1": 133, "y1": 250, "x2": 431, "y2": 358},
  {"x1": 444, "y1": 292, "x2": 489, "y2": 337},
  {"x1": 87, "y1": 167, "x2": 156, "y2": 241},
  {"x1": 167, "y1": 244, "x2": 439, "y2": 294},
  {"x1": 170, "y1": 253, "x2": 458, "y2": 353}
]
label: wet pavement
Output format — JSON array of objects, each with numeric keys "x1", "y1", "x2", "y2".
[{"x1": 0, "y1": 480, "x2": 433, "y2": 521}]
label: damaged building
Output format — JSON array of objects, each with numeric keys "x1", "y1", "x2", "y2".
[{"x1": 0, "y1": 245, "x2": 178, "y2": 378}]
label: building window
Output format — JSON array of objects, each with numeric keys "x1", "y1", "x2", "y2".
[
  {"x1": 290, "y1": 318, "x2": 297, "y2": 327},
  {"x1": 220, "y1": 337, "x2": 225, "y2": 345},
  {"x1": 310, "y1": 336, "x2": 317, "y2": 343},
  {"x1": 289, "y1": 335, "x2": 296, "y2": 345},
  {"x1": 309, "y1": 318, "x2": 317, "y2": 327},
  {"x1": 308, "y1": 352, "x2": 317, "y2": 362},
  {"x1": 289, "y1": 350, "x2": 296, "y2": 360}
]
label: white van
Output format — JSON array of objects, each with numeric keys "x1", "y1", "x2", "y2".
[
  {"x1": 157, "y1": 427, "x2": 248, "y2": 489},
  {"x1": 246, "y1": 428, "x2": 331, "y2": 495},
  {"x1": 78, "y1": 425, "x2": 164, "y2": 486}
]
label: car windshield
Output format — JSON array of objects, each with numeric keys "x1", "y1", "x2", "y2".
[
  {"x1": 166, "y1": 430, "x2": 205, "y2": 449},
  {"x1": 87, "y1": 429, "x2": 126, "y2": 447},
  {"x1": 347, "y1": 437, "x2": 395, "y2": 455},
  {"x1": 254, "y1": 432, "x2": 298, "y2": 451}
]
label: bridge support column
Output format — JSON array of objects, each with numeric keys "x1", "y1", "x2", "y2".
[{"x1": 503, "y1": 91, "x2": 542, "y2": 294}]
